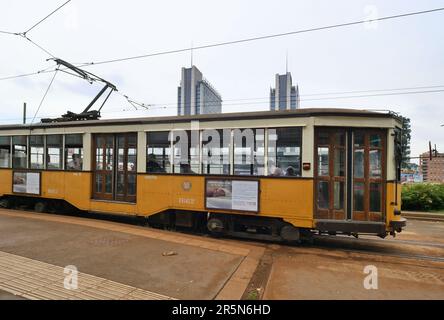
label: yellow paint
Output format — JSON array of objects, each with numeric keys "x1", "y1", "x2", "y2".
[
  {"x1": 386, "y1": 182, "x2": 402, "y2": 230},
  {"x1": 1, "y1": 169, "x2": 402, "y2": 232},
  {"x1": 64, "y1": 171, "x2": 91, "y2": 210},
  {"x1": 0, "y1": 170, "x2": 12, "y2": 196}
]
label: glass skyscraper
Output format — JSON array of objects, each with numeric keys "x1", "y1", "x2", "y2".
[
  {"x1": 270, "y1": 72, "x2": 300, "y2": 111},
  {"x1": 177, "y1": 66, "x2": 222, "y2": 116}
]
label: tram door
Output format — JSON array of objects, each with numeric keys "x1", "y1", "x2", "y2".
[
  {"x1": 314, "y1": 128, "x2": 385, "y2": 222},
  {"x1": 92, "y1": 133, "x2": 137, "y2": 202}
]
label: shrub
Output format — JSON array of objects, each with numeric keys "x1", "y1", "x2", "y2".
[{"x1": 401, "y1": 183, "x2": 444, "y2": 211}]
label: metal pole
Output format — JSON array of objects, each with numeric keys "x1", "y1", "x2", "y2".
[{"x1": 23, "y1": 102, "x2": 27, "y2": 124}]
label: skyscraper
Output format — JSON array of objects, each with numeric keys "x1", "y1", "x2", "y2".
[
  {"x1": 269, "y1": 72, "x2": 300, "y2": 111},
  {"x1": 177, "y1": 65, "x2": 222, "y2": 116}
]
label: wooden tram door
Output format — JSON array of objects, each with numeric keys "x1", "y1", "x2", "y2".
[
  {"x1": 93, "y1": 133, "x2": 137, "y2": 202},
  {"x1": 314, "y1": 128, "x2": 385, "y2": 222}
]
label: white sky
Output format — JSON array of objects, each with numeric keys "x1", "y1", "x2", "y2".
[{"x1": 0, "y1": 0, "x2": 443, "y2": 160}]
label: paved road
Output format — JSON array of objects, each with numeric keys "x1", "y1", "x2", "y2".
[
  {"x1": 1, "y1": 208, "x2": 442, "y2": 300},
  {"x1": 0, "y1": 209, "x2": 262, "y2": 300},
  {"x1": 262, "y1": 219, "x2": 444, "y2": 300}
]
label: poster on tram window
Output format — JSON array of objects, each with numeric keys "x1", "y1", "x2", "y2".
[
  {"x1": 13, "y1": 172, "x2": 40, "y2": 195},
  {"x1": 205, "y1": 179, "x2": 259, "y2": 212}
]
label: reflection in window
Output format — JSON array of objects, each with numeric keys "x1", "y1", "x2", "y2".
[
  {"x1": 202, "y1": 129, "x2": 230, "y2": 175},
  {"x1": 370, "y1": 183, "x2": 382, "y2": 212},
  {"x1": 353, "y1": 182, "x2": 364, "y2": 211},
  {"x1": 335, "y1": 132, "x2": 345, "y2": 146},
  {"x1": 95, "y1": 139, "x2": 103, "y2": 170},
  {"x1": 65, "y1": 134, "x2": 83, "y2": 171},
  {"x1": 318, "y1": 147, "x2": 329, "y2": 176},
  {"x1": 370, "y1": 134, "x2": 382, "y2": 147},
  {"x1": 268, "y1": 127, "x2": 301, "y2": 177},
  {"x1": 0, "y1": 136, "x2": 11, "y2": 168},
  {"x1": 354, "y1": 132, "x2": 364, "y2": 147},
  {"x1": 147, "y1": 131, "x2": 171, "y2": 173},
  {"x1": 128, "y1": 174, "x2": 136, "y2": 196},
  {"x1": 318, "y1": 132, "x2": 329, "y2": 145},
  {"x1": 354, "y1": 149, "x2": 364, "y2": 178},
  {"x1": 369, "y1": 149, "x2": 381, "y2": 177},
  {"x1": 172, "y1": 131, "x2": 199, "y2": 174},
  {"x1": 234, "y1": 128, "x2": 264, "y2": 176},
  {"x1": 12, "y1": 136, "x2": 27, "y2": 169},
  {"x1": 317, "y1": 181, "x2": 329, "y2": 209},
  {"x1": 46, "y1": 135, "x2": 62, "y2": 169},
  {"x1": 334, "y1": 149, "x2": 345, "y2": 176},
  {"x1": 29, "y1": 135, "x2": 44, "y2": 169},
  {"x1": 105, "y1": 136, "x2": 113, "y2": 171},
  {"x1": 334, "y1": 181, "x2": 345, "y2": 210}
]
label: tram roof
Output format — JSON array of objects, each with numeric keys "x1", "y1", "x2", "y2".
[{"x1": 0, "y1": 108, "x2": 401, "y2": 130}]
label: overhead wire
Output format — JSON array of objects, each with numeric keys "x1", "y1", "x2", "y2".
[
  {"x1": 23, "y1": 0, "x2": 72, "y2": 35},
  {"x1": 77, "y1": 7, "x2": 444, "y2": 67},
  {"x1": 115, "y1": 85, "x2": 444, "y2": 111},
  {"x1": 4, "y1": 87, "x2": 444, "y2": 123},
  {"x1": 1, "y1": 6, "x2": 444, "y2": 81},
  {"x1": 30, "y1": 68, "x2": 59, "y2": 124},
  {"x1": 1, "y1": 5, "x2": 444, "y2": 120}
]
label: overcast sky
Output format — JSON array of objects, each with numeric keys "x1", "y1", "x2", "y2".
[{"x1": 0, "y1": 0, "x2": 443, "y2": 160}]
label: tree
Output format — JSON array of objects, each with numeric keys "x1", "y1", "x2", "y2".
[{"x1": 400, "y1": 116, "x2": 411, "y2": 169}]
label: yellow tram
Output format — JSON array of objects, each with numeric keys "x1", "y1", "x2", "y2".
[{"x1": 0, "y1": 108, "x2": 406, "y2": 241}]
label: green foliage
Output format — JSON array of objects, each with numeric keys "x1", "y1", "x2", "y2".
[
  {"x1": 400, "y1": 116, "x2": 411, "y2": 169},
  {"x1": 402, "y1": 183, "x2": 444, "y2": 211}
]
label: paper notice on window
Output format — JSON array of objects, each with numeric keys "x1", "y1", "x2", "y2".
[
  {"x1": 231, "y1": 180, "x2": 258, "y2": 212},
  {"x1": 13, "y1": 172, "x2": 40, "y2": 195},
  {"x1": 26, "y1": 172, "x2": 40, "y2": 195}
]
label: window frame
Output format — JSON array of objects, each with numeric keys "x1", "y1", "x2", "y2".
[
  {"x1": 65, "y1": 134, "x2": 84, "y2": 171},
  {"x1": 0, "y1": 136, "x2": 11, "y2": 168},
  {"x1": 46, "y1": 134, "x2": 63, "y2": 170}
]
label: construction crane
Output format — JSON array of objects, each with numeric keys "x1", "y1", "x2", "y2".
[{"x1": 41, "y1": 59, "x2": 117, "y2": 123}]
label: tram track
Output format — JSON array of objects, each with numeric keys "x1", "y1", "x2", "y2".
[
  {"x1": 3, "y1": 206, "x2": 444, "y2": 264},
  {"x1": 306, "y1": 235, "x2": 444, "y2": 263}
]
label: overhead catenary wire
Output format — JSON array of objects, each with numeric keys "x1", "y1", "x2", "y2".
[
  {"x1": 77, "y1": 7, "x2": 444, "y2": 67},
  {"x1": 0, "y1": 0, "x2": 71, "y2": 59},
  {"x1": 3, "y1": 87, "x2": 443, "y2": 123},
  {"x1": 22, "y1": 35, "x2": 56, "y2": 58},
  {"x1": 1, "y1": 5, "x2": 444, "y2": 121},
  {"x1": 2, "y1": 6, "x2": 444, "y2": 82},
  {"x1": 116, "y1": 86, "x2": 444, "y2": 111},
  {"x1": 23, "y1": 0, "x2": 72, "y2": 35},
  {"x1": 30, "y1": 69, "x2": 59, "y2": 124}
]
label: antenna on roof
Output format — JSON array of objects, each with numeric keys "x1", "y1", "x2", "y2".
[
  {"x1": 190, "y1": 41, "x2": 194, "y2": 67},
  {"x1": 285, "y1": 50, "x2": 288, "y2": 73}
]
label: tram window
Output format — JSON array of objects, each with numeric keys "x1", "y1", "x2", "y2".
[
  {"x1": 202, "y1": 129, "x2": 230, "y2": 175},
  {"x1": 65, "y1": 134, "x2": 83, "y2": 171},
  {"x1": 317, "y1": 147, "x2": 329, "y2": 176},
  {"x1": 354, "y1": 149, "x2": 365, "y2": 178},
  {"x1": 234, "y1": 128, "x2": 265, "y2": 176},
  {"x1": 172, "y1": 130, "x2": 199, "y2": 174},
  {"x1": 268, "y1": 127, "x2": 301, "y2": 177},
  {"x1": 370, "y1": 183, "x2": 382, "y2": 212},
  {"x1": 147, "y1": 132, "x2": 171, "y2": 173},
  {"x1": 12, "y1": 136, "x2": 27, "y2": 169},
  {"x1": 46, "y1": 135, "x2": 62, "y2": 169},
  {"x1": 0, "y1": 136, "x2": 11, "y2": 168},
  {"x1": 317, "y1": 181, "x2": 329, "y2": 209},
  {"x1": 353, "y1": 182, "x2": 365, "y2": 211},
  {"x1": 29, "y1": 135, "x2": 44, "y2": 169}
]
